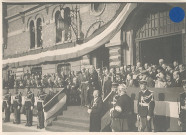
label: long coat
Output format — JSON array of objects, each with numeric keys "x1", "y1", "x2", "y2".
[
  {"x1": 89, "y1": 97, "x2": 103, "y2": 132},
  {"x1": 110, "y1": 94, "x2": 133, "y2": 131}
]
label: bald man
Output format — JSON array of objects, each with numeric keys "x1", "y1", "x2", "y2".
[{"x1": 88, "y1": 90, "x2": 103, "y2": 132}]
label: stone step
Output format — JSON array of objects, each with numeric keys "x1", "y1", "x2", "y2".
[
  {"x1": 45, "y1": 124, "x2": 88, "y2": 132},
  {"x1": 46, "y1": 106, "x2": 90, "y2": 132},
  {"x1": 57, "y1": 115, "x2": 89, "y2": 123}
]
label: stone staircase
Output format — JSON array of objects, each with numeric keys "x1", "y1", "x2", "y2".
[{"x1": 45, "y1": 106, "x2": 90, "y2": 132}]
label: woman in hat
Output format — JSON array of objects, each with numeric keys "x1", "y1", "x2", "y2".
[{"x1": 110, "y1": 84, "x2": 133, "y2": 132}]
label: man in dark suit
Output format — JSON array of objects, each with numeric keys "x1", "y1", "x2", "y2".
[
  {"x1": 172, "y1": 71, "x2": 182, "y2": 87},
  {"x1": 178, "y1": 80, "x2": 186, "y2": 131},
  {"x1": 3, "y1": 87, "x2": 11, "y2": 123},
  {"x1": 88, "y1": 90, "x2": 103, "y2": 132},
  {"x1": 89, "y1": 66, "x2": 100, "y2": 90},
  {"x1": 137, "y1": 80, "x2": 155, "y2": 132},
  {"x1": 12, "y1": 87, "x2": 22, "y2": 124},
  {"x1": 24, "y1": 87, "x2": 35, "y2": 126}
]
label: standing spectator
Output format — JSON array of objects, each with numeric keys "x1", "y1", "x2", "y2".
[
  {"x1": 141, "y1": 71, "x2": 155, "y2": 88},
  {"x1": 147, "y1": 66, "x2": 156, "y2": 80},
  {"x1": 173, "y1": 61, "x2": 179, "y2": 71},
  {"x1": 136, "y1": 62, "x2": 142, "y2": 71},
  {"x1": 102, "y1": 76, "x2": 112, "y2": 99},
  {"x1": 88, "y1": 90, "x2": 103, "y2": 132},
  {"x1": 80, "y1": 68, "x2": 89, "y2": 106},
  {"x1": 179, "y1": 64, "x2": 186, "y2": 80},
  {"x1": 161, "y1": 63, "x2": 167, "y2": 72},
  {"x1": 165, "y1": 73, "x2": 173, "y2": 87},
  {"x1": 144, "y1": 63, "x2": 149, "y2": 70},
  {"x1": 89, "y1": 66, "x2": 99, "y2": 90},
  {"x1": 159, "y1": 59, "x2": 164, "y2": 67},
  {"x1": 126, "y1": 74, "x2": 134, "y2": 87}
]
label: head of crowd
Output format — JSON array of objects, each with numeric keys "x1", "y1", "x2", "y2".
[{"x1": 4, "y1": 59, "x2": 186, "y2": 89}]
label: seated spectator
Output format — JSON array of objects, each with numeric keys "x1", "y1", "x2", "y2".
[
  {"x1": 155, "y1": 72, "x2": 166, "y2": 88},
  {"x1": 165, "y1": 73, "x2": 173, "y2": 87},
  {"x1": 172, "y1": 71, "x2": 182, "y2": 87}
]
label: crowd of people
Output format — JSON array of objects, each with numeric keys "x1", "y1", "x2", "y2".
[
  {"x1": 3, "y1": 59, "x2": 186, "y2": 106},
  {"x1": 5, "y1": 59, "x2": 186, "y2": 90},
  {"x1": 2, "y1": 59, "x2": 186, "y2": 132}
]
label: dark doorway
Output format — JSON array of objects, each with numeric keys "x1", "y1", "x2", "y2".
[
  {"x1": 140, "y1": 34, "x2": 182, "y2": 65},
  {"x1": 90, "y1": 46, "x2": 109, "y2": 69}
]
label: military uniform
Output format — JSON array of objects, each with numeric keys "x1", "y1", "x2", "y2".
[
  {"x1": 137, "y1": 82, "x2": 155, "y2": 132},
  {"x1": 24, "y1": 88, "x2": 35, "y2": 126},
  {"x1": 12, "y1": 89, "x2": 22, "y2": 124},
  {"x1": 89, "y1": 97, "x2": 103, "y2": 132},
  {"x1": 179, "y1": 92, "x2": 186, "y2": 131},
  {"x1": 3, "y1": 88, "x2": 11, "y2": 122},
  {"x1": 179, "y1": 80, "x2": 186, "y2": 131},
  {"x1": 37, "y1": 88, "x2": 46, "y2": 129}
]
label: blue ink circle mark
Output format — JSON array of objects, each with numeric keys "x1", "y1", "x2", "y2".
[{"x1": 169, "y1": 7, "x2": 185, "y2": 23}]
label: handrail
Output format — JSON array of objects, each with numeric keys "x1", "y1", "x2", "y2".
[
  {"x1": 103, "y1": 90, "x2": 114, "y2": 103},
  {"x1": 43, "y1": 88, "x2": 65, "y2": 108}
]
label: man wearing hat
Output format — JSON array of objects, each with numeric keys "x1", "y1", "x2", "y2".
[
  {"x1": 24, "y1": 87, "x2": 35, "y2": 126},
  {"x1": 137, "y1": 80, "x2": 155, "y2": 132},
  {"x1": 178, "y1": 80, "x2": 186, "y2": 131},
  {"x1": 110, "y1": 84, "x2": 133, "y2": 132},
  {"x1": 37, "y1": 87, "x2": 46, "y2": 129},
  {"x1": 3, "y1": 87, "x2": 11, "y2": 122},
  {"x1": 12, "y1": 87, "x2": 22, "y2": 124}
]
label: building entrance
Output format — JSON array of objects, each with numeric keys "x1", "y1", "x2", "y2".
[
  {"x1": 90, "y1": 46, "x2": 109, "y2": 69},
  {"x1": 139, "y1": 34, "x2": 182, "y2": 65}
]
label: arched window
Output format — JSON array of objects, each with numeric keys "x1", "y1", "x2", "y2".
[
  {"x1": 64, "y1": 7, "x2": 71, "y2": 41},
  {"x1": 30, "y1": 20, "x2": 35, "y2": 49},
  {"x1": 36, "y1": 18, "x2": 42, "y2": 47},
  {"x1": 90, "y1": 3, "x2": 105, "y2": 16},
  {"x1": 55, "y1": 11, "x2": 64, "y2": 43}
]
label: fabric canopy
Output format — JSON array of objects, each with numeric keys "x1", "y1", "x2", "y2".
[{"x1": 3, "y1": 3, "x2": 137, "y2": 67}]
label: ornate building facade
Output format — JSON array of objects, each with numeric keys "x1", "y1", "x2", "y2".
[{"x1": 2, "y1": 3, "x2": 186, "y2": 81}]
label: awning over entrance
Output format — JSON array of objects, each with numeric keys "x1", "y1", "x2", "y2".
[{"x1": 3, "y1": 3, "x2": 137, "y2": 68}]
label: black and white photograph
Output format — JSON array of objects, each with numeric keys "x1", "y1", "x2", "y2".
[{"x1": 1, "y1": 1, "x2": 186, "y2": 132}]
